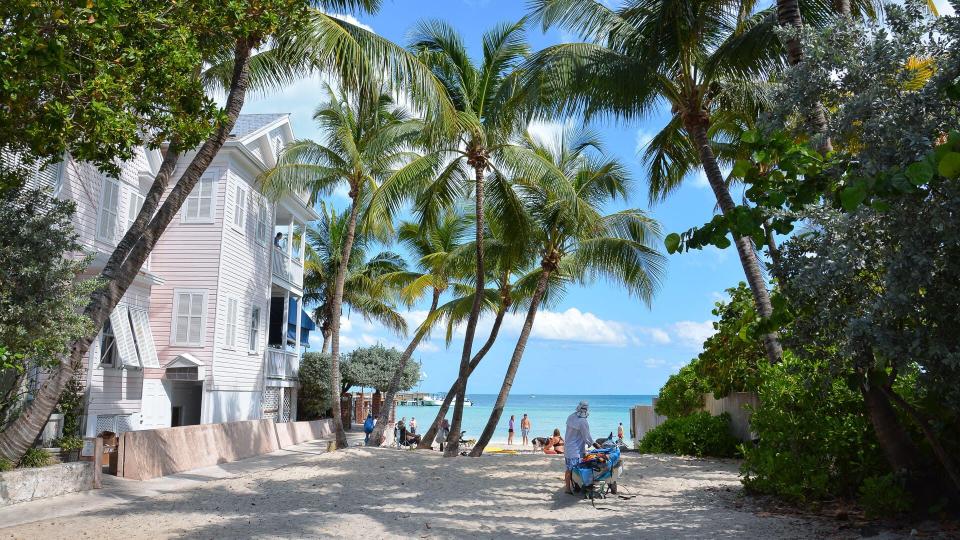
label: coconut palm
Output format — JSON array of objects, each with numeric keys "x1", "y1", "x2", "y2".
[
  {"x1": 368, "y1": 210, "x2": 472, "y2": 446},
  {"x1": 374, "y1": 19, "x2": 537, "y2": 456},
  {"x1": 260, "y1": 86, "x2": 421, "y2": 448},
  {"x1": 303, "y1": 203, "x2": 407, "y2": 354},
  {"x1": 470, "y1": 126, "x2": 665, "y2": 456},
  {"x1": 527, "y1": 0, "x2": 788, "y2": 364}
]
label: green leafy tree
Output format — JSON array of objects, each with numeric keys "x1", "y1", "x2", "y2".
[
  {"x1": 471, "y1": 127, "x2": 665, "y2": 455},
  {"x1": 261, "y1": 87, "x2": 422, "y2": 448},
  {"x1": 303, "y1": 202, "x2": 408, "y2": 354},
  {"x1": 345, "y1": 344, "x2": 421, "y2": 394},
  {"x1": 0, "y1": 184, "x2": 94, "y2": 429},
  {"x1": 528, "y1": 0, "x2": 785, "y2": 365},
  {"x1": 654, "y1": 363, "x2": 709, "y2": 419}
]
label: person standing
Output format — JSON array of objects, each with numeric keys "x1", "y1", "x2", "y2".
[
  {"x1": 564, "y1": 401, "x2": 594, "y2": 495},
  {"x1": 437, "y1": 417, "x2": 450, "y2": 452},
  {"x1": 617, "y1": 422, "x2": 625, "y2": 443},
  {"x1": 363, "y1": 413, "x2": 375, "y2": 446},
  {"x1": 507, "y1": 415, "x2": 515, "y2": 445},
  {"x1": 409, "y1": 417, "x2": 417, "y2": 434},
  {"x1": 520, "y1": 413, "x2": 532, "y2": 446}
]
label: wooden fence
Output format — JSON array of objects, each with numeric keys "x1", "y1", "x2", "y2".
[{"x1": 630, "y1": 392, "x2": 759, "y2": 444}]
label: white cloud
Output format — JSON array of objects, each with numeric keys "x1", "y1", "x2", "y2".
[
  {"x1": 527, "y1": 118, "x2": 575, "y2": 145},
  {"x1": 328, "y1": 13, "x2": 374, "y2": 33},
  {"x1": 637, "y1": 327, "x2": 671, "y2": 345},
  {"x1": 643, "y1": 357, "x2": 666, "y2": 368},
  {"x1": 635, "y1": 129, "x2": 654, "y2": 156},
  {"x1": 933, "y1": 0, "x2": 955, "y2": 15},
  {"x1": 670, "y1": 320, "x2": 716, "y2": 350}
]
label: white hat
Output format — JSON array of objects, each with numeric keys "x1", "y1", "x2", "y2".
[{"x1": 575, "y1": 400, "x2": 589, "y2": 418}]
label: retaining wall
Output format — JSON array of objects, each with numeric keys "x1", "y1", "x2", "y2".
[
  {"x1": 631, "y1": 392, "x2": 760, "y2": 444},
  {"x1": 116, "y1": 418, "x2": 334, "y2": 480},
  {"x1": 0, "y1": 462, "x2": 93, "y2": 507}
]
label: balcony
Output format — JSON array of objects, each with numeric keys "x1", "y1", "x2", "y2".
[
  {"x1": 271, "y1": 246, "x2": 304, "y2": 292},
  {"x1": 265, "y1": 346, "x2": 299, "y2": 380}
]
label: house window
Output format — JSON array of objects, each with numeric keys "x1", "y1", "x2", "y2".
[
  {"x1": 183, "y1": 174, "x2": 215, "y2": 223},
  {"x1": 232, "y1": 185, "x2": 246, "y2": 230},
  {"x1": 249, "y1": 306, "x2": 261, "y2": 353},
  {"x1": 127, "y1": 191, "x2": 146, "y2": 232},
  {"x1": 225, "y1": 297, "x2": 239, "y2": 349},
  {"x1": 173, "y1": 290, "x2": 207, "y2": 346},
  {"x1": 255, "y1": 202, "x2": 269, "y2": 245},
  {"x1": 99, "y1": 319, "x2": 118, "y2": 368},
  {"x1": 97, "y1": 178, "x2": 120, "y2": 241}
]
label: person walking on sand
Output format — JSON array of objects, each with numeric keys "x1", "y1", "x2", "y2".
[
  {"x1": 564, "y1": 401, "x2": 594, "y2": 495},
  {"x1": 437, "y1": 417, "x2": 450, "y2": 452},
  {"x1": 508, "y1": 415, "x2": 515, "y2": 445},
  {"x1": 520, "y1": 413, "x2": 531, "y2": 446}
]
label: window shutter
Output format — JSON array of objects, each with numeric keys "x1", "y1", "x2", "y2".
[
  {"x1": 225, "y1": 298, "x2": 238, "y2": 348},
  {"x1": 129, "y1": 309, "x2": 159, "y2": 368},
  {"x1": 110, "y1": 306, "x2": 140, "y2": 368}
]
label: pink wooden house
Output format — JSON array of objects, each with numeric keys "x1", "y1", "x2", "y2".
[{"x1": 44, "y1": 113, "x2": 317, "y2": 437}]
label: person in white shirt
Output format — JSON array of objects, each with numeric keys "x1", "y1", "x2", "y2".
[{"x1": 564, "y1": 401, "x2": 594, "y2": 494}]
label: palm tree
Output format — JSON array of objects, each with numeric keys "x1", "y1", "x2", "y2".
[
  {"x1": 0, "y1": 1, "x2": 460, "y2": 462},
  {"x1": 369, "y1": 210, "x2": 472, "y2": 446},
  {"x1": 302, "y1": 203, "x2": 407, "y2": 354},
  {"x1": 471, "y1": 126, "x2": 665, "y2": 456},
  {"x1": 260, "y1": 86, "x2": 421, "y2": 448},
  {"x1": 375, "y1": 19, "x2": 536, "y2": 456},
  {"x1": 527, "y1": 0, "x2": 786, "y2": 364}
]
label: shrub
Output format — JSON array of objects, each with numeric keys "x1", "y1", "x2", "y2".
[
  {"x1": 18, "y1": 447, "x2": 51, "y2": 468},
  {"x1": 858, "y1": 474, "x2": 912, "y2": 518},
  {"x1": 55, "y1": 436, "x2": 83, "y2": 452},
  {"x1": 740, "y1": 355, "x2": 887, "y2": 504},
  {"x1": 638, "y1": 412, "x2": 740, "y2": 458},
  {"x1": 654, "y1": 362, "x2": 708, "y2": 418},
  {"x1": 0, "y1": 458, "x2": 12, "y2": 472}
]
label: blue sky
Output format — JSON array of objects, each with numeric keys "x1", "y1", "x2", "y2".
[{"x1": 238, "y1": 1, "x2": 789, "y2": 395}]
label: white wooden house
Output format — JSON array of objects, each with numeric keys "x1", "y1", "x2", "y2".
[{"x1": 28, "y1": 113, "x2": 318, "y2": 437}]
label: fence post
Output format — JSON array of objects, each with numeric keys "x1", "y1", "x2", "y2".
[{"x1": 92, "y1": 436, "x2": 103, "y2": 489}]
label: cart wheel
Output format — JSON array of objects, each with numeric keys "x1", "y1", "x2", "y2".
[{"x1": 609, "y1": 482, "x2": 618, "y2": 495}]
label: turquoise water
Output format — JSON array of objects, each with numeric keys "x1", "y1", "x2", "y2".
[{"x1": 396, "y1": 394, "x2": 654, "y2": 445}]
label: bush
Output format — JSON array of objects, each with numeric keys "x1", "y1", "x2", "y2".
[
  {"x1": 0, "y1": 458, "x2": 12, "y2": 472},
  {"x1": 858, "y1": 474, "x2": 912, "y2": 518},
  {"x1": 638, "y1": 412, "x2": 740, "y2": 458},
  {"x1": 655, "y1": 362, "x2": 708, "y2": 418},
  {"x1": 18, "y1": 447, "x2": 51, "y2": 468},
  {"x1": 741, "y1": 355, "x2": 887, "y2": 504},
  {"x1": 55, "y1": 435, "x2": 83, "y2": 452}
]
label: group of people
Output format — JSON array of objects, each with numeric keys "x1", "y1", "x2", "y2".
[{"x1": 506, "y1": 413, "x2": 532, "y2": 446}]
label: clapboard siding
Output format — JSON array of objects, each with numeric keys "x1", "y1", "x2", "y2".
[
  {"x1": 148, "y1": 163, "x2": 227, "y2": 377},
  {"x1": 210, "y1": 167, "x2": 273, "y2": 391}
]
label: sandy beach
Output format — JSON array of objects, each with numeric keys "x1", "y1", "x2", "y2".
[{"x1": 0, "y1": 440, "x2": 859, "y2": 539}]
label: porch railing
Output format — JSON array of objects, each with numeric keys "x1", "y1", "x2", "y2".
[
  {"x1": 265, "y1": 346, "x2": 299, "y2": 379},
  {"x1": 271, "y1": 246, "x2": 303, "y2": 288}
]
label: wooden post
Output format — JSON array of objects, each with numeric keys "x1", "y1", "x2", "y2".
[{"x1": 93, "y1": 436, "x2": 103, "y2": 489}]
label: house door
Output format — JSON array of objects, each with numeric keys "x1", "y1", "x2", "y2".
[{"x1": 171, "y1": 406, "x2": 183, "y2": 427}]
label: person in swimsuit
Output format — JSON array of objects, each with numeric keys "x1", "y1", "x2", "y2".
[
  {"x1": 508, "y1": 415, "x2": 515, "y2": 445},
  {"x1": 543, "y1": 428, "x2": 564, "y2": 455},
  {"x1": 520, "y1": 414, "x2": 531, "y2": 446}
]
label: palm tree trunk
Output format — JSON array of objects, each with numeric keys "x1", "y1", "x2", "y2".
[
  {"x1": 321, "y1": 328, "x2": 331, "y2": 354},
  {"x1": 444, "y1": 163, "x2": 487, "y2": 457},
  {"x1": 328, "y1": 188, "x2": 361, "y2": 449},
  {"x1": 0, "y1": 38, "x2": 257, "y2": 462},
  {"x1": 688, "y1": 119, "x2": 783, "y2": 365},
  {"x1": 370, "y1": 288, "x2": 441, "y2": 446},
  {"x1": 470, "y1": 270, "x2": 551, "y2": 456},
  {"x1": 418, "y1": 303, "x2": 508, "y2": 450}
]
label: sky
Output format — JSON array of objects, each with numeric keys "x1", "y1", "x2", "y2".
[{"x1": 239, "y1": 0, "x2": 956, "y2": 395}]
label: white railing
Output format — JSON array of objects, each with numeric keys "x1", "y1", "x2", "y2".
[
  {"x1": 271, "y1": 246, "x2": 303, "y2": 289},
  {"x1": 266, "y1": 347, "x2": 299, "y2": 379}
]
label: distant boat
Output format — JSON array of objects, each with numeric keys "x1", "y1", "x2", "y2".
[{"x1": 396, "y1": 393, "x2": 472, "y2": 407}]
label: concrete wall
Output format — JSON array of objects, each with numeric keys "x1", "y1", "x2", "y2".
[
  {"x1": 630, "y1": 404, "x2": 667, "y2": 443},
  {"x1": 0, "y1": 462, "x2": 94, "y2": 507},
  {"x1": 117, "y1": 418, "x2": 333, "y2": 480}
]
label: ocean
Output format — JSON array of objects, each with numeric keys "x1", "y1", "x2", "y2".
[{"x1": 395, "y1": 394, "x2": 654, "y2": 445}]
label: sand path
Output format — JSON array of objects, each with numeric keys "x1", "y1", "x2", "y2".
[{"x1": 1, "y1": 445, "x2": 854, "y2": 539}]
